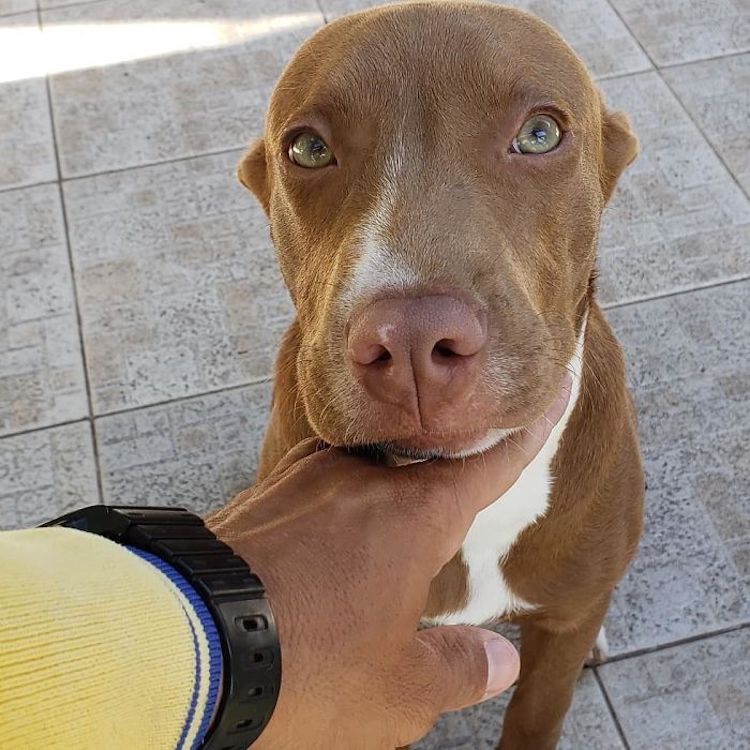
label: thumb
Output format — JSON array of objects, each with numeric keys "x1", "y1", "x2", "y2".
[{"x1": 411, "y1": 627, "x2": 519, "y2": 714}]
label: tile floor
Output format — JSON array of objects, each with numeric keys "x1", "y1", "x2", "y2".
[{"x1": 1, "y1": 0, "x2": 748, "y2": 747}]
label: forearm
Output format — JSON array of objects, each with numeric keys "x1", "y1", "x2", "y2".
[{"x1": 0, "y1": 527, "x2": 221, "y2": 749}]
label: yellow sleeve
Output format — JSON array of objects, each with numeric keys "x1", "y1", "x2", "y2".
[{"x1": 0, "y1": 527, "x2": 222, "y2": 750}]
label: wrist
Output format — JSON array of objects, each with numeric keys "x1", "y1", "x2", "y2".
[{"x1": 209, "y1": 534, "x2": 295, "y2": 750}]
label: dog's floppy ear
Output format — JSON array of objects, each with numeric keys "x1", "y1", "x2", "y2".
[
  {"x1": 237, "y1": 138, "x2": 271, "y2": 213},
  {"x1": 600, "y1": 108, "x2": 639, "y2": 204}
]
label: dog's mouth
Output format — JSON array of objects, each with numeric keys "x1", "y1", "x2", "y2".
[{"x1": 353, "y1": 427, "x2": 519, "y2": 463}]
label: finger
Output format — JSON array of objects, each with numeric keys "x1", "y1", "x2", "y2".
[
  {"x1": 406, "y1": 628, "x2": 519, "y2": 717},
  {"x1": 410, "y1": 372, "x2": 573, "y2": 520},
  {"x1": 208, "y1": 438, "x2": 327, "y2": 529}
]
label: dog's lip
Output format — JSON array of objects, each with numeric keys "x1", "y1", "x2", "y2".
[
  {"x1": 390, "y1": 432, "x2": 487, "y2": 454},
  {"x1": 373, "y1": 427, "x2": 520, "y2": 461}
]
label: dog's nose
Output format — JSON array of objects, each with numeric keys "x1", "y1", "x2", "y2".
[{"x1": 347, "y1": 295, "x2": 487, "y2": 420}]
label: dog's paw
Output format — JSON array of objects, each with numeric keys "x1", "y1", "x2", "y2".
[{"x1": 585, "y1": 626, "x2": 609, "y2": 665}]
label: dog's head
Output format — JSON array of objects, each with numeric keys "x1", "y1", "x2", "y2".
[{"x1": 239, "y1": 1, "x2": 638, "y2": 458}]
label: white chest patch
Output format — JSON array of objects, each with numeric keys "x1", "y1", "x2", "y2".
[{"x1": 426, "y1": 319, "x2": 587, "y2": 626}]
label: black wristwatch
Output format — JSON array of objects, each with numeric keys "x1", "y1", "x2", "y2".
[{"x1": 42, "y1": 505, "x2": 281, "y2": 749}]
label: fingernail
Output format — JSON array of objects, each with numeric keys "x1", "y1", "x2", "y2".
[{"x1": 483, "y1": 637, "x2": 520, "y2": 700}]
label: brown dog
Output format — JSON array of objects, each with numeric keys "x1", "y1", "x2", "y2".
[{"x1": 238, "y1": 2, "x2": 644, "y2": 747}]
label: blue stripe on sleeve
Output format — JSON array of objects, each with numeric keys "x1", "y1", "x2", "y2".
[{"x1": 125, "y1": 547, "x2": 223, "y2": 750}]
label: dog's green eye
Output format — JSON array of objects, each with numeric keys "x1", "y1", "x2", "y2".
[
  {"x1": 288, "y1": 132, "x2": 333, "y2": 168},
  {"x1": 512, "y1": 115, "x2": 562, "y2": 154}
]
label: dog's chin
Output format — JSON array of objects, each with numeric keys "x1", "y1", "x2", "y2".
[{"x1": 372, "y1": 427, "x2": 519, "y2": 465}]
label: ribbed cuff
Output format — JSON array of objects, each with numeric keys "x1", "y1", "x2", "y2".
[{"x1": 125, "y1": 547, "x2": 224, "y2": 750}]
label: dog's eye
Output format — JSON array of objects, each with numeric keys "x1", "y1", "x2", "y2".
[
  {"x1": 512, "y1": 115, "x2": 561, "y2": 154},
  {"x1": 288, "y1": 132, "x2": 334, "y2": 168}
]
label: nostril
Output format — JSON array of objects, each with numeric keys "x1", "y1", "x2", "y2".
[
  {"x1": 373, "y1": 345, "x2": 391, "y2": 364},
  {"x1": 349, "y1": 341, "x2": 393, "y2": 366},
  {"x1": 432, "y1": 339, "x2": 469, "y2": 361},
  {"x1": 433, "y1": 340, "x2": 459, "y2": 359}
]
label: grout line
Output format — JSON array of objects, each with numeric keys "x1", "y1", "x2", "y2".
[
  {"x1": 0, "y1": 178, "x2": 59, "y2": 196},
  {"x1": 314, "y1": 0, "x2": 329, "y2": 24},
  {"x1": 595, "y1": 66, "x2": 654, "y2": 83},
  {"x1": 0, "y1": 417, "x2": 90, "y2": 441},
  {"x1": 0, "y1": 7, "x2": 38, "y2": 19},
  {"x1": 0, "y1": 376, "x2": 273, "y2": 442},
  {"x1": 599, "y1": 621, "x2": 750, "y2": 665},
  {"x1": 603, "y1": 0, "x2": 749, "y2": 201},
  {"x1": 42, "y1": 51, "x2": 107, "y2": 504},
  {"x1": 658, "y1": 48, "x2": 750, "y2": 71},
  {"x1": 95, "y1": 377, "x2": 274, "y2": 421},
  {"x1": 602, "y1": 275, "x2": 750, "y2": 311},
  {"x1": 61, "y1": 145, "x2": 245, "y2": 183},
  {"x1": 37, "y1": 0, "x2": 105, "y2": 14},
  {"x1": 0, "y1": 375, "x2": 273, "y2": 440},
  {"x1": 593, "y1": 669, "x2": 632, "y2": 749},
  {"x1": 592, "y1": 668, "x2": 631, "y2": 750},
  {"x1": 0, "y1": 145, "x2": 244, "y2": 195},
  {"x1": 87, "y1": 419, "x2": 105, "y2": 504}
]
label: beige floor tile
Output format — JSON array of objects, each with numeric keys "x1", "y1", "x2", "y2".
[
  {"x1": 0, "y1": 0, "x2": 36, "y2": 15},
  {"x1": 319, "y1": 0, "x2": 650, "y2": 78},
  {"x1": 604, "y1": 280, "x2": 750, "y2": 655},
  {"x1": 0, "y1": 13, "x2": 57, "y2": 190},
  {"x1": 664, "y1": 53, "x2": 750, "y2": 195},
  {"x1": 0, "y1": 184, "x2": 88, "y2": 436},
  {"x1": 317, "y1": 0, "x2": 396, "y2": 15},
  {"x1": 39, "y1": 0, "x2": 103, "y2": 8},
  {"x1": 599, "y1": 629, "x2": 750, "y2": 749},
  {"x1": 0, "y1": 421, "x2": 99, "y2": 530},
  {"x1": 44, "y1": 0, "x2": 323, "y2": 177},
  {"x1": 63, "y1": 150, "x2": 292, "y2": 413},
  {"x1": 417, "y1": 669, "x2": 625, "y2": 749},
  {"x1": 609, "y1": 0, "x2": 750, "y2": 66},
  {"x1": 95, "y1": 381, "x2": 271, "y2": 517},
  {"x1": 598, "y1": 72, "x2": 750, "y2": 306},
  {"x1": 0, "y1": 76, "x2": 55, "y2": 190}
]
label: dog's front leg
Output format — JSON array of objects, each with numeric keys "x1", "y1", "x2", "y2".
[{"x1": 498, "y1": 596, "x2": 610, "y2": 750}]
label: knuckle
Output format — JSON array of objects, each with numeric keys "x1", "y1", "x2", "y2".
[
  {"x1": 390, "y1": 650, "x2": 442, "y2": 741},
  {"x1": 422, "y1": 628, "x2": 485, "y2": 701},
  {"x1": 297, "y1": 446, "x2": 350, "y2": 475}
]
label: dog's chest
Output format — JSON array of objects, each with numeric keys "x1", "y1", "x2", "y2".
[
  {"x1": 427, "y1": 441, "x2": 561, "y2": 625},
  {"x1": 425, "y1": 323, "x2": 586, "y2": 627}
]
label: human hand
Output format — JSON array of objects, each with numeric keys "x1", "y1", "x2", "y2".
[{"x1": 209, "y1": 380, "x2": 571, "y2": 749}]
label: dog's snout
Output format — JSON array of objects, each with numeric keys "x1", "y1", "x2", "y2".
[{"x1": 347, "y1": 295, "x2": 486, "y2": 423}]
